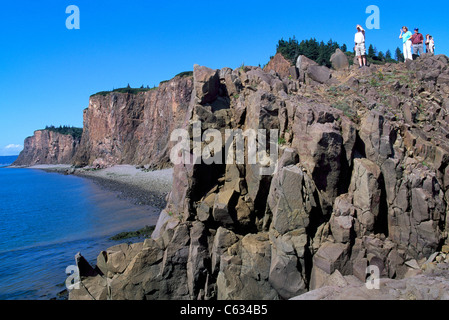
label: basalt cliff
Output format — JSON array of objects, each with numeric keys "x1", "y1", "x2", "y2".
[
  {"x1": 63, "y1": 52, "x2": 449, "y2": 300},
  {"x1": 14, "y1": 75, "x2": 193, "y2": 169},
  {"x1": 12, "y1": 129, "x2": 80, "y2": 166},
  {"x1": 73, "y1": 75, "x2": 193, "y2": 169}
]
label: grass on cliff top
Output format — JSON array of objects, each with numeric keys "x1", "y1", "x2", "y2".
[
  {"x1": 92, "y1": 71, "x2": 193, "y2": 97},
  {"x1": 160, "y1": 71, "x2": 193, "y2": 85},
  {"x1": 43, "y1": 125, "x2": 83, "y2": 140},
  {"x1": 91, "y1": 86, "x2": 157, "y2": 97},
  {"x1": 109, "y1": 225, "x2": 155, "y2": 241}
]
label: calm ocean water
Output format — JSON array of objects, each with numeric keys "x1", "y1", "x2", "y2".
[{"x1": 0, "y1": 156, "x2": 160, "y2": 300}]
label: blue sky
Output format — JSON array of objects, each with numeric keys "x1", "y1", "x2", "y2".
[{"x1": 0, "y1": 0, "x2": 447, "y2": 156}]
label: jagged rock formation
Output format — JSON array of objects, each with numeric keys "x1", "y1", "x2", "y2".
[
  {"x1": 73, "y1": 75, "x2": 193, "y2": 169},
  {"x1": 69, "y1": 53, "x2": 449, "y2": 300},
  {"x1": 12, "y1": 130, "x2": 80, "y2": 166}
]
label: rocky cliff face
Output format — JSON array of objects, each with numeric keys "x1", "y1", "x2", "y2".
[
  {"x1": 15, "y1": 76, "x2": 193, "y2": 169},
  {"x1": 70, "y1": 53, "x2": 449, "y2": 300},
  {"x1": 13, "y1": 130, "x2": 80, "y2": 166},
  {"x1": 73, "y1": 75, "x2": 193, "y2": 169}
]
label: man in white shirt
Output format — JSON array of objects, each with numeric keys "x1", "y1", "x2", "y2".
[{"x1": 355, "y1": 25, "x2": 367, "y2": 68}]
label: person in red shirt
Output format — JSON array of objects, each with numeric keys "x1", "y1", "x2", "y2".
[{"x1": 410, "y1": 28, "x2": 424, "y2": 58}]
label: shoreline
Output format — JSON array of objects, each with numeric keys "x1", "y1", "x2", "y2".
[
  {"x1": 75, "y1": 167, "x2": 172, "y2": 209},
  {"x1": 1, "y1": 163, "x2": 174, "y2": 301},
  {"x1": 15, "y1": 164, "x2": 174, "y2": 210}
]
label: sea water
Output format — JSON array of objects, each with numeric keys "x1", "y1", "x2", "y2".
[{"x1": 0, "y1": 156, "x2": 160, "y2": 300}]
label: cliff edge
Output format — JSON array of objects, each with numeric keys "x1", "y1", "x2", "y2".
[{"x1": 12, "y1": 129, "x2": 80, "y2": 166}]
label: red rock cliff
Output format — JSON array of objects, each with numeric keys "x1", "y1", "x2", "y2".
[
  {"x1": 73, "y1": 75, "x2": 193, "y2": 168},
  {"x1": 13, "y1": 130, "x2": 80, "y2": 166}
]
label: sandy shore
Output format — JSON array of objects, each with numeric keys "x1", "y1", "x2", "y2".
[{"x1": 22, "y1": 164, "x2": 173, "y2": 210}]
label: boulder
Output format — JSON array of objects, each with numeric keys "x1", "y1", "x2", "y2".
[
  {"x1": 96, "y1": 243, "x2": 141, "y2": 277},
  {"x1": 212, "y1": 189, "x2": 238, "y2": 226},
  {"x1": 109, "y1": 244, "x2": 165, "y2": 300},
  {"x1": 310, "y1": 241, "x2": 351, "y2": 290},
  {"x1": 296, "y1": 55, "x2": 319, "y2": 83},
  {"x1": 296, "y1": 55, "x2": 318, "y2": 72},
  {"x1": 68, "y1": 274, "x2": 108, "y2": 300},
  {"x1": 312, "y1": 241, "x2": 351, "y2": 275},
  {"x1": 330, "y1": 49, "x2": 349, "y2": 70},
  {"x1": 307, "y1": 65, "x2": 332, "y2": 84}
]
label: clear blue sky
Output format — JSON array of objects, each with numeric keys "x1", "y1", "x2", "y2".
[{"x1": 0, "y1": 0, "x2": 447, "y2": 156}]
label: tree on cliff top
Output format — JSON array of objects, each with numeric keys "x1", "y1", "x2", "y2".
[
  {"x1": 276, "y1": 37, "x2": 399, "y2": 67},
  {"x1": 276, "y1": 37, "x2": 341, "y2": 68},
  {"x1": 44, "y1": 125, "x2": 83, "y2": 140}
]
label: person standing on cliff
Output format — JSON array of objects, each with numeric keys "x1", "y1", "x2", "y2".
[
  {"x1": 399, "y1": 26, "x2": 413, "y2": 61},
  {"x1": 426, "y1": 34, "x2": 435, "y2": 54},
  {"x1": 354, "y1": 24, "x2": 367, "y2": 68},
  {"x1": 410, "y1": 28, "x2": 424, "y2": 58}
]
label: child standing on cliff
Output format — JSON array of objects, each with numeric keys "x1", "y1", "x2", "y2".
[{"x1": 426, "y1": 34, "x2": 435, "y2": 54}]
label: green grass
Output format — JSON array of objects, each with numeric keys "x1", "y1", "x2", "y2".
[
  {"x1": 175, "y1": 71, "x2": 193, "y2": 78},
  {"x1": 94, "y1": 71, "x2": 194, "y2": 96},
  {"x1": 109, "y1": 225, "x2": 155, "y2": 241},
  {"x1": 278, "y1": 137, "x2": 287, "y2": 145},
  {"x1": 91, "y1": 86, "x2": 157, "y2": 97},
  {"x1": 332, "y1": 101, "x2": 357, "y2": 120},
  {"x1": 159, "y1": 71, "x2": 193, "y2": 85}
]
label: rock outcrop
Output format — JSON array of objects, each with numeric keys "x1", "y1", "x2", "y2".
[
  {"x1": 65, "y1": 53, "x2": 449, "y2": 300},
  {"x1": 264, "y1": 52, "x2": 294, "y2": 80},
  {"x1": 13, "y1": 130, "x2": 80, "y2": 166}
]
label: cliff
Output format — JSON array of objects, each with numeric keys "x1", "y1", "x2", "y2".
[
  {"x1": 73, "y1": 75, "x2": 193, "y2": 169},
  {"x1": 13, "y1": 129, "x2": 80, "y2": 166},
  {"x1": 14, "y1": 75, "x2": 194, "y2": 169},
  {"x1": 69, "y1": 53, "x2": 449, "y2": 300}
]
